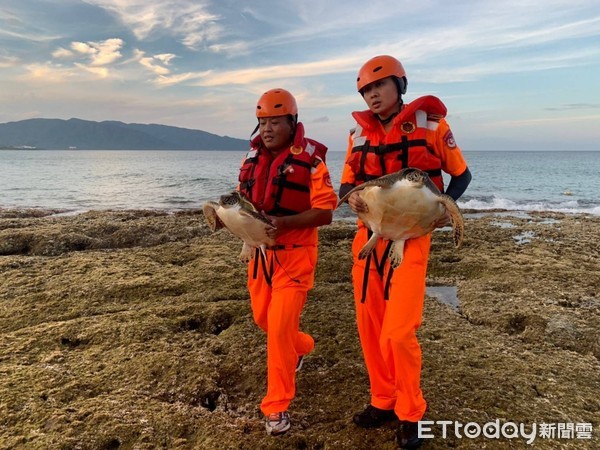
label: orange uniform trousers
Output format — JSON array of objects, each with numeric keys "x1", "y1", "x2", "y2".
[
  {"x1": 351, "y1": 227, "x2": 430, "y2": 422},
  {"x1": 247, "y1": 245, "x2": 317, "y2": 416}
]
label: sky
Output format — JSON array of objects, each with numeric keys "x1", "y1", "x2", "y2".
[{"x1": 1, "y1": 0, "x2": 599, "y2": 151}]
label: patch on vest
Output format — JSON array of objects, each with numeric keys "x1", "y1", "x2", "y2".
[
  {"x1": 324, "y1": 173, "x2": 332, "y2": 188},
  {"x1": 443, "y1": 130, "x2": 456, "y2": 148},
  {"x1": 401, "y1": 121, "x2": 416, "y2": 134},
  {"x1": 290, "y1": 145, "x2": 303, "y2": 155}
]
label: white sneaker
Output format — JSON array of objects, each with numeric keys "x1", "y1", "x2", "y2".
[{"x1": 265, "y1": 411, "x2": 291, "y2": 436}]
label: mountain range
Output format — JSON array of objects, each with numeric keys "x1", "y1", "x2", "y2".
[{"x1": 0, "y1": 118, "x2": 248, "y2": 150}]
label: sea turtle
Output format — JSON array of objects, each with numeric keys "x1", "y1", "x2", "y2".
[
  {"x1": 338, "y1": 167, "x2": 464, "y2": 268},
  {"x1": 202, "y1": 191, "x2": 276, "y2": 262}
]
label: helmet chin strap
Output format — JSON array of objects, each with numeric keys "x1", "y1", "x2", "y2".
[
  {"x1": 377, "y1": 112, "x2": 398, "y2": 125},
  {"x1": 377, "y1": 96, "x2": 403, "y2": 125}
]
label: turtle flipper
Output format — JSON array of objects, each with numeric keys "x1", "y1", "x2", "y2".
[
  {"x1": 202, "y1": 202, "x2": 224, "y2": 232},
  {"x1": 337, "y1": 184, "x2": 367, "y2": 208},
  {"x1": 239, "y1": 243, "x2": 254, "y2": 262},
  {"x1": 439, "y1": 194, "x2": 464, "y2": 248},
  {"x1": 337, "y1": 171, "x2": 411, "y2": 208},
  {"x1": 239, "y1": 208, "x2": 275, "y2": 227},
  {"x1": 389, "y1": 240, "x2": 406, "y2": 269},
  {"x1": 358, "y1": 231, "x2": 380, "y2": 260}
]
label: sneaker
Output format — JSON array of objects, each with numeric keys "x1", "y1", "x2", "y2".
[
  {"x1": 396, "y1": 421, "x2": 423, "y2": 449},
  {"x1": 353, "y1": 404, "x2": 396, "y2": 428},
  {"x1": 295, "y1": 355, "x2": 304, "y2": 372},
  {"x1": 265, "y1": 411, "x2": 291, "y2": 436}
]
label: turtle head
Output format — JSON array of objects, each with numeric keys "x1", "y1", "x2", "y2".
[
  {"x1": 219, "y1": 191, "x2": 242, "y2": 207},
  {"x1": 403, "y1": 167, "x2": 441, "y2": 194},
  {"x1": 403, "y1": 167, "x2": 427, "y2": 184}
]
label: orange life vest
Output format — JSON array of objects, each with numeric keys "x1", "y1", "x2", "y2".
[
  {"x1": 347, "y1": 95, "x2": 447, "y2": 192},
  {"x1": 239, "y1": 122, "x2": 327, "y2": 215}
]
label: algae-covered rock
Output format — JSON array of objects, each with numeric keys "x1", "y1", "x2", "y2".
[{"x1": 0, "y1": 209, "x2": 598, "y2": 449}]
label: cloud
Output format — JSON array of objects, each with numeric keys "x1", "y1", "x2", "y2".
[
  {"x1": 22, "y1": 62, "x2": 109, "y2": 83},
  {"x1": 71, "y1": 42, "x2": 96, "y2": 55},
  {"x1": 4, "y1": 0, "x2": 599, "y2": 152},
  {"x1": 135, "y1": 50, "x2": 171, "y2": 76},
  {"x1": 154, "y1": 53, "x2": 176, "y2": 65},
  {"x1": 154, "y1": 72, "x2": 209, "y2": 87},
  {"x1": 207, "y1": 41, "x2": 250, "y2": 55},
  {"x1": 127, "y1": 48, "x2": 213, "y2": 87},
  {"x1": 178, "y1": 9, "x2": 223, "y2": 49},
  {"x1": 22, "y1": 63, "x2": 77, "y2": 83},
  {"x1": 0, "y1": 27, "x2": 61, "y2": 42},
  {"x1": 427, "y1": 46, "x2": 600, "y2": 84},
  {"x1": 192, "y1": 56, "x2": 361, "y2": 87},
  {"x1": 74, "y1": 63, "x2": 110, "y2": 78},
  {"x1": 497, "y1": 114, "x2": 600, "y2": 127},
  {"x1": 83, "y1": 0, "x2": 223, "y2": 49},
  {"x1": 70, "y1": 38, "x2": 124, "y2": 66},
  {"x1": 52, "y1": 48, "x2": 74, "y2": 59},
  {"x1": 139, "y1": 58, "x2": 169, "y2": 76},
  {"x1": 25, "y1": 43, "x2": 118, "y2": 83},
  {"x1": 545, "y1": 103, "x2": 600, "y2": 111},
  {"x1": 0, "y1": 54, "x2": 20, "y2": 68},
  {"x1": 48, "y1": 38, "x2": 125, "y2": 79}
]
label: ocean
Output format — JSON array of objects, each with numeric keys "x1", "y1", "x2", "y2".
[{"x1": 1, "y1": 150, "x2": 599, "y2": 216}]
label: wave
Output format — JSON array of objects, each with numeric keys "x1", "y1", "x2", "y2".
[{"x1": 459, "y1": 196, "x2": 600, "y2": 216}]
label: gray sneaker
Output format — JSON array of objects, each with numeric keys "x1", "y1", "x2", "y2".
[{"x1": 265, "y1": 411, "x2": 291, "y2": 436}]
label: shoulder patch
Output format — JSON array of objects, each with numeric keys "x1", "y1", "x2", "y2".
[{"x1": 443, "y1": 130, "x2": 457, "y2": 148}]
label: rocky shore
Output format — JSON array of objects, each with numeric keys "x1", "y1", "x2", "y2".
[{"x1": 0, "y1": 208, "x2": 598, "y2": 449}]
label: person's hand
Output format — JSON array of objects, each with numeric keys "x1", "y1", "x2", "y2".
[
  {"x1": 348, "y1": 192, "x2": 368, "y2": 214},
  {"x1": 265, "y1": 222, "x2": 277, "y2": 240},
  {"x1": 262, "y1": 212, "x2": 285, "y2": 239}
]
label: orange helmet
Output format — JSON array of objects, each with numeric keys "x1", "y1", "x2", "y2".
[
  {"x1": 256, "y1": 88, "x2": 298, "y2": 117},
  {"x1": 356, "y1": 55, "x2": 407, "y2": 93}
]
